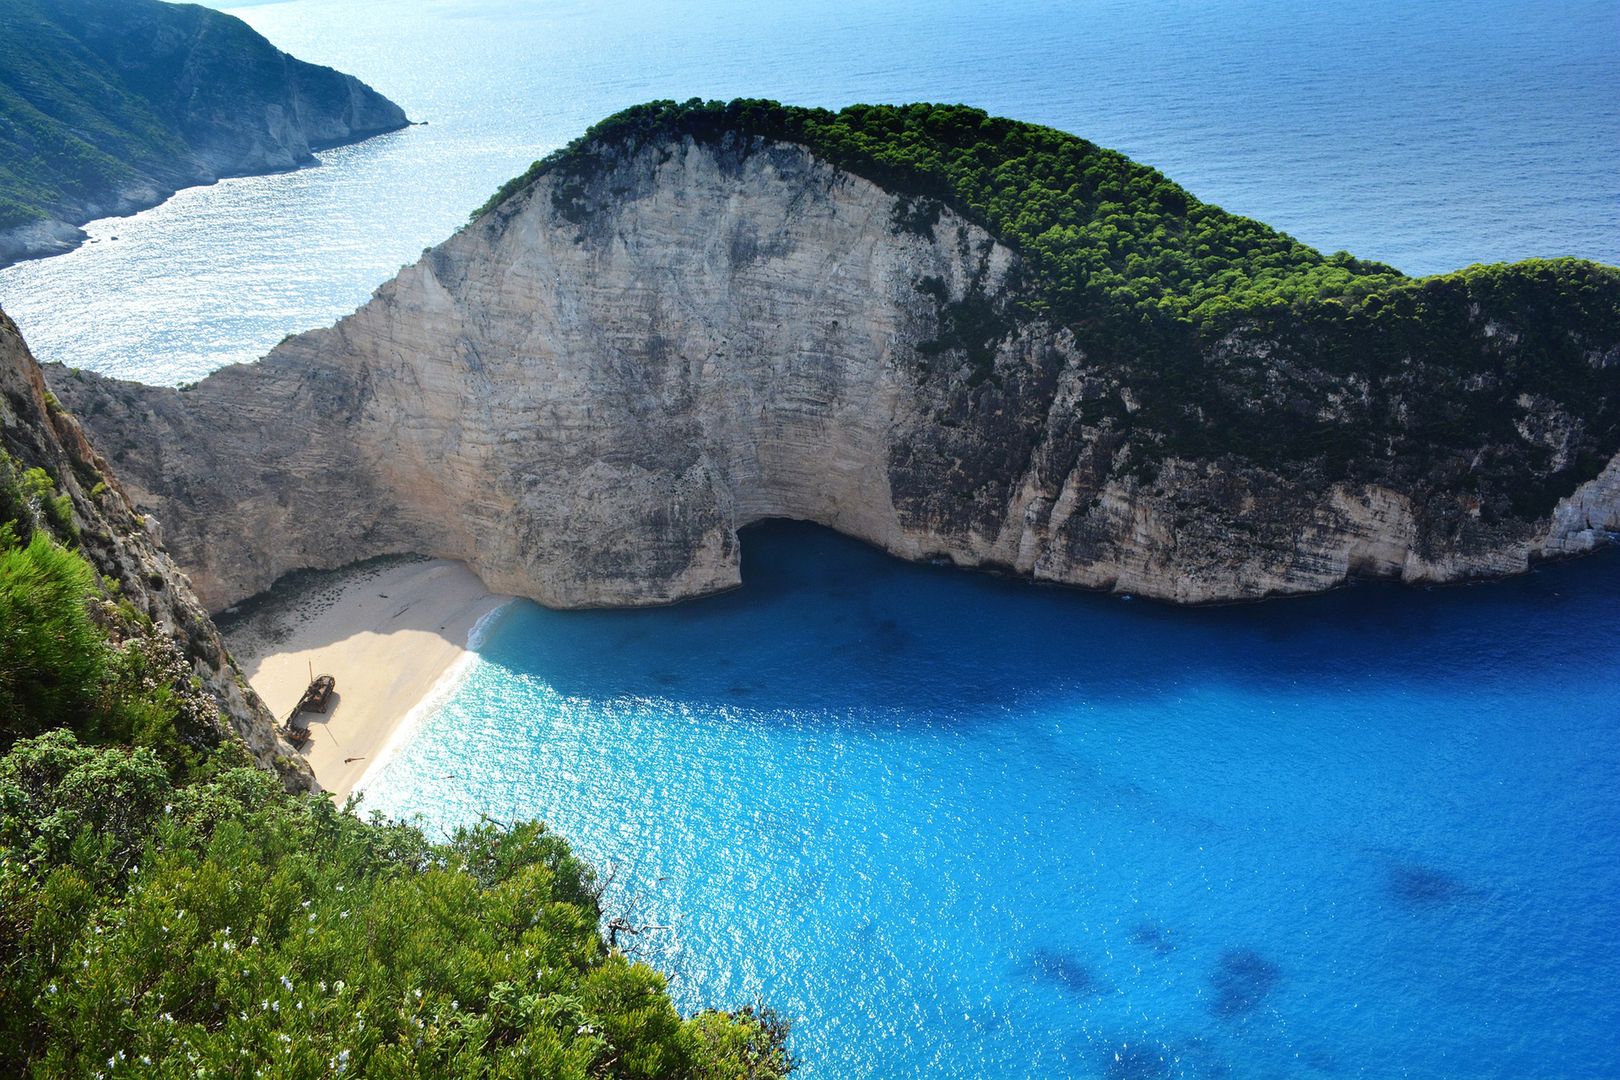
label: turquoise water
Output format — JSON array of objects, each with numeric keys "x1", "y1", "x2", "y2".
[
  {"x1": 364, "y1": 523, "x2": 1620, "y2": 1079},
  {"x1": 0, "y1": 0, "x2": 1615, "y2": 382}
]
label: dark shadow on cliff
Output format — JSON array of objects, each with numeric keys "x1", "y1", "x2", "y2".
[{"x1": 461, "y1": 519, "x2": 1620, "y2": 724}]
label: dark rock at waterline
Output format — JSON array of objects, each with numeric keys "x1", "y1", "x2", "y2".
[
  {"x1": 1130, "y1": 921, "x2": 1179, "y2": 956},
  {"x1": 1028, "y1": 948, "x2": 1104, "y2": 996},
  {"x1": 1100, "y1": 1039, "x2": 1177, "y2": 1080}
]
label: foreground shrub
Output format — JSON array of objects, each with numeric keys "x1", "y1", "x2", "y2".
[
  {"x1": 0, "y1": 533, "x2": 105, "y2": 739},
  {"x1": 0, "y1": 732, "x2": 793, "y2": 1078}
]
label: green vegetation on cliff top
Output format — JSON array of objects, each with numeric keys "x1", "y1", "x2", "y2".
[
  {"x1": 483, "y1": 100, "x2": 1620, "y2": 517},
  {"x1": 0, "y1": 0, "x2": 183, "y2": 230},
  {"x1": 481, "y1": 98, "x2": 1418, "y2": 328},
  {"x1": 483, "y1": 99, "x2": 1616, "y2": 336}
]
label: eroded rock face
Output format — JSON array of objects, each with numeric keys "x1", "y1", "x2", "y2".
[
  {"x1": 0, "y1": 311, "x2": 311, "y2": 789},
  {"x1": 51, "y1": 136, "x2": 1620, "y2": 611}
]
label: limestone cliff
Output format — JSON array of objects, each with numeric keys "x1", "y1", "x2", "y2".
[
  {"x1": 0, "y1": 309, "x2": 311, "y2": 789},
  {"x1": 0, "y1": 0, "x2": 409, "y2": 266},
  {"x1": 50, "y1": 104, "x2": 1620, "y2": 610}
]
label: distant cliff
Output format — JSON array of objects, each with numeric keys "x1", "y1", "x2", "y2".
[
  {"x1": 1, "y1": 308, "x2": 310, "y2": 787},
  {"x1": 51, "y1": 101, "x2": 1620, "y2": 610},
  {"x1": 0, "y1": 0, "x2": 408, "y2": 266}
]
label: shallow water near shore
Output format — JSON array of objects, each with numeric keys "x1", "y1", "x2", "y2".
[{"x1": 362, "y1": 522, "x2": 1620, "y2": 1079}]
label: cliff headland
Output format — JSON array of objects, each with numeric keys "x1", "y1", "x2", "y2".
[
  {"x1": 0, "y1": 0, "x2": 408, "y2": 266},
  {"x1": 51, "y1": 100, "x2": 1620, "y2": 611}
]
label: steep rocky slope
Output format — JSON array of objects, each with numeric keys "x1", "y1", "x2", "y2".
[
  {"x1": 0, "y1": 0, "x2": 408, "y2": 266},
  {"x1": 1, "y1": 308, "x2": 310, "y2": 788},
  {"x1": 51, "y1": 103, "x2": 1620, "y2": 610}
]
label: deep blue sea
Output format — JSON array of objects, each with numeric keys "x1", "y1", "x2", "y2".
[
  {"x1": 0, "y1": 0, "x2": 1616, "y2": 1074},
  {"x1": 362, "y1": 524, "x2": 1620, "y2": 1078}
]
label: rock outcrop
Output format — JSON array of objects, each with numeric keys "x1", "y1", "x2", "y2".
[
  {"x1": 0, "y1": 0, "x2": 409, "y2": 267},
  {"x1": 1, "y1": 309, "x2": 311, "y2": 789},
  {"x1": 50, "y1": 115, "x2": 1620, "y2": 611}
]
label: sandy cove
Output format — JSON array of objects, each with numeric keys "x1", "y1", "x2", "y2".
[{"x1": 219, "y1": 557, "x2": 507, "y2": 800}]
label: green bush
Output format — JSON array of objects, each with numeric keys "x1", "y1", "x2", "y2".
[
  {"x1": 0, "y1": 452, "x2": 76, "y2": 546},
  {"x1": 0, "y1": 452, "x2": 790, "y2": 1076},
  {"x1": 0, "y1": 733, "x2": 793, "y2": 1078},
  {"x1": 0, "y1": 533, "x2": 105, "y2": 741},
  {"x1": 0, "y1": 528, "x2": 216, "y2": 772}
]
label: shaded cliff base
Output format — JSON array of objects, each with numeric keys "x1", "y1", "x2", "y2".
[
  {"x1": 218, "y1": 555, "x2": 505, "y2": 799},
  {"x1": 195, "y1": 521, "x2": 1620, "y2": 801}
]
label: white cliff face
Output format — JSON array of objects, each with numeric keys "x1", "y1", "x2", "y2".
[
  {"x1": 53, "y1": 136, "x2": 1620, "y2": 611},
  {"x1": 1542, "y1": 454, "x2": 1620, "y2": 556}
]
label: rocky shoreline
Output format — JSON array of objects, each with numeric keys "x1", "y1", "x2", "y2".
[{"x1": 0, "y1": 125, "x2": 414, "y2": 268}]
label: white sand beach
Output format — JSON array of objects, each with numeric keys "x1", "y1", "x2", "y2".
[{"x1": 221, "y1": 557, "x2": 507, "y2": 800}]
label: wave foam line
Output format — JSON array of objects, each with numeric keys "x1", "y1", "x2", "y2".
[{"x1": 350, "y1": 597, "x2": 518, "y2": 799}]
